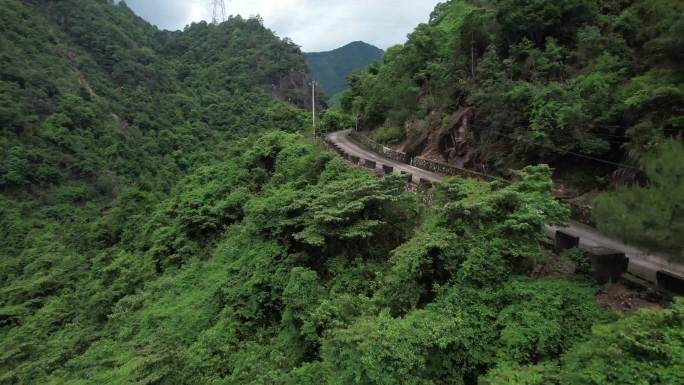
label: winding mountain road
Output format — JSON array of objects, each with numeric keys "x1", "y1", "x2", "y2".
[
  {"x1": 327, "y1": 130, "x2": 442, "y2": 183},
  {"x1": 327, "y1": 129, "x2": 684, "y2": 286}
]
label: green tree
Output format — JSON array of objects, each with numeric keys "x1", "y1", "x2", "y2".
[
  {"x1": 318, "y1": 109, "x2": 354, "y2": 132},
  {"x1": 594, "y1": 140, "x2": 684, "y2": 256},
  {"x1": 560, "y1": 298, "x2": 684, "y2": 385}
]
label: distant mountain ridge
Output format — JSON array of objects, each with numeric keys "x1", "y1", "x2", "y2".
[{"x1": 305, "y1": 41, "x2": 383, "y2": 100}]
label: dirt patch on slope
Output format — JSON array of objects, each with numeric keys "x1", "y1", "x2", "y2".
[{"x1": 596, "y1": 283, "x2": 662, "y2": 312}]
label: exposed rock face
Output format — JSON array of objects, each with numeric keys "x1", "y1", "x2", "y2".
[
  {"x1": 400, "y1": 107, "x2": 477, "y2": 168},
  {"x1": 399, "y1": 120, "x2": 429, "y2": 158},
  {"x1": 444, "y1": 107, "x2": 476, "y2": 164},
  {"x1": 257, "y1": 69, "x2": 324, "y2": 111}
]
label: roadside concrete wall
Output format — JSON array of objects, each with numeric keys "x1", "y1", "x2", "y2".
[{"x1": 350, "y1": 131, "x2": 410, "y2": 164}]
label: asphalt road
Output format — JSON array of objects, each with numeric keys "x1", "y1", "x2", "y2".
[
  {"x1": 327, "y1": 129, "x2": 684, "y2": 283},
  {"x1": 327, "y1": 130, "x2": 442, "y2": 183}
]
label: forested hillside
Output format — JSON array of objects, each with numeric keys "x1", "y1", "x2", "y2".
[
  {"x1": 341, "y1": 0, "x2": 684, "y2": 254},
  {"x1": 306, "y1": 41, "x2": 383, "y2": 101},
  {"x1": 1, "y1": 1, "x2": 682, "y2": 384},
  {"x1": 0, "y1": 0, "x2": 315, "y2": 193}
]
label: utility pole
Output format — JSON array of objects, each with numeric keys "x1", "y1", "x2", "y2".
[
  {"x1": 471, "y1": 32, "x2": 475, "y2": 79},
  {"x1": 311, "y1": 80, "x2": 316, "y2": 139}
]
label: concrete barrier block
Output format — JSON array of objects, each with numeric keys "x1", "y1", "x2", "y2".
[
  {"x1": 586, "y1": 247, "x2": 628, "y2": 284},
  {"x1": 382, "y1": 165, "x2": 393, "y2": 174},
  {"x1": 555, "y1": 230, "x2": 580, "y2": 253},
  {"x1": 364, "y1": 159, "x2": 376, "y2": 169},
  {"x1": 657, "y1": 271, "x2": 684, "y2": 295}
]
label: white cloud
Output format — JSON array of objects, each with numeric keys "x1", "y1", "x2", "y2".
[{"x1": 122, "y1": 0, "x2": 440, "y2": 51}]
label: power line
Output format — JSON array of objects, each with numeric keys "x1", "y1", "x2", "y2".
[
  {"x1": 470, "y1": 121, "x2": 682, "y2": 138},
  {"x1": 589, "y1": 132, "x2": 630, "y2": 139},
  {"x1": 586, "y1": 129, "x2": 682, "y2": 139},
  {"x1": 465, "y1": 121, "x2": 644, "y2": 170},
  {"x1": 492, "y1": 130, "x2": 642, "y2": 171}
]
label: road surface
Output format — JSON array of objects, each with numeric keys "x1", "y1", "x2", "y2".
[
  {"x1": 327, "y1": 129, "x2": 684, "y2": 284},
  {"x1": 327, "y1": 130, "x2": 442, "y2": 183}
]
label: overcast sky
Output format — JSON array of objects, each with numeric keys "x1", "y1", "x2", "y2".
[{"x1": 122, "y1": 0, "x2": 441, "y2": 52}]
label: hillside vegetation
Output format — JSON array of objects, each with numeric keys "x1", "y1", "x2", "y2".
[
  {"x1": 341, "y1": 0, "x2": 684, "y2": 254},
  {"x1": 0, "y1": 1, "x2": 682, "y2": 384},
  {"x1": 306, "y1": 41, "x2": 383, "y2": 101}
]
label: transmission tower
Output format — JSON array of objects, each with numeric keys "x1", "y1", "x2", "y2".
[{"x1": 211, "y1": 0, "x2": 227, "y2": 24}]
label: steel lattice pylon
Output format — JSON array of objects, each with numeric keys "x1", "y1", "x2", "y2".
[{"x1": 212, "y1": 0, "x2": 226, "y2": 24}]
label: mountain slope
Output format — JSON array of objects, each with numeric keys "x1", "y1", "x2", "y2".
[
  {"x1": 0, "y1": 0, "x2": 315, "y2": 382},
  {"x1": 0, "y1": 0, "x2": 315, "y2": 193},
  {"x1": 306, "y1": 41, "x2": 383, "y2": 99},
  {"x1": 343, "y1": 0, "x2": 683, "y2": 172},
  {"x1": 1, "y1": 2, "x2": 681, "y2": 385},
  {"x1": 341, "y1": 0, "x2": 683, "y2": 256}
]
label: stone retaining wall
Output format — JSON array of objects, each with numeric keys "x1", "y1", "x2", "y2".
[
  {"x1": 383, "y1": 147, "x2": 410, "y2": 164},
  {"x1": 567, "y1": 202, "x2": 594, "y2": 226},
  {"x1": 347, "y1": 132, "x2": 498, "y2": 181},
  {"x1": 410, "y1": 157, "x2": 496, "y2": 181}
]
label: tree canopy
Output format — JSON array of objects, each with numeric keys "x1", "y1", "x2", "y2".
[
  {"x1": 0, "y1": 1, "x2": 681, "y2": 384},
  {"x1": 339, "y1": 0, "x2": 684, "y2": 252},
  {"x1": 342, "y1": 0, "x2": 683, "y2": 165}
]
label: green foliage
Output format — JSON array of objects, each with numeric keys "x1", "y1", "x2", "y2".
[
  {"x1": 327, "y1": 278, "x2": 608, "y2": 385},
  {"x1": 0, "y1": 0, "x2": 309, "y2": 192},
  {"x1": 373, "y1": 125, "x2": 406, "y2": 145},
  {"x1": 495, "y1": 0, "x2": 598, "y2": 49},
  {"x1": 322, "y1": 309, "x2": 462, "y2": 385},
  {"x1": 437, "y1": 165, "x2": 568, "y2": 284},
  {"x1": 560, "y1": 298, "x2": 684, "y2": 385},
  {"x1": 594, "y1": 140, "x2": 684, "y2": 255},
  {"x1": 318, "y1": 109, "x2": 354, "y2": 132},
  {"x1": 1, "y1": 1, "x2": 680, "y2": 385},
  {"x1": 342, "y1": 0, "x2": 683, "y2": 170},
  {"x1": 561, "y1": 248, "x2": 592, "y2": 275},
  {"x1": 266, "y1": 101, "x2": 310, "y2": 133},
  {"x1": 480, "y1": 362, "x2": 560, "y2": 385}
]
